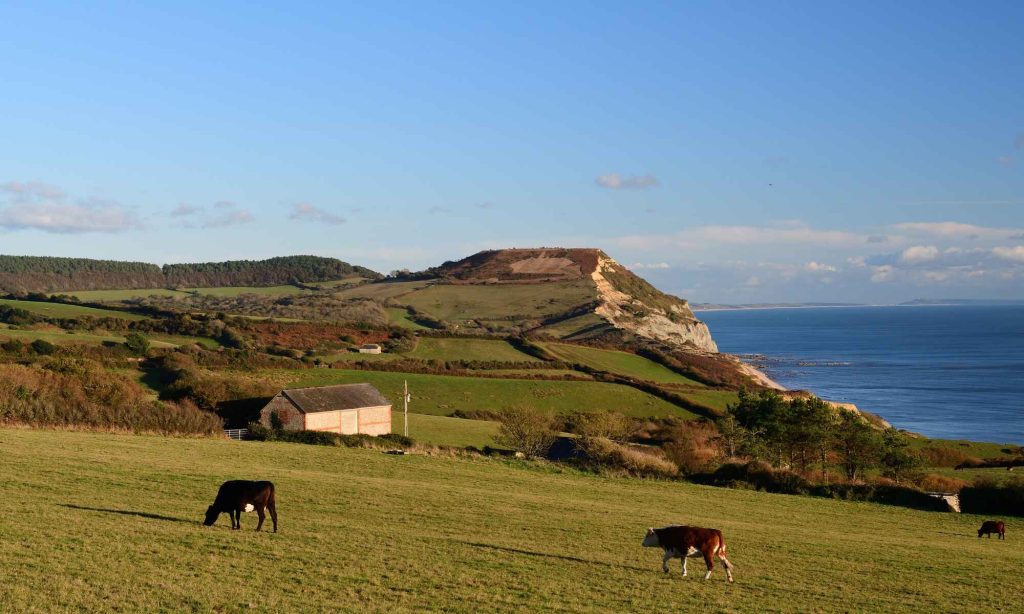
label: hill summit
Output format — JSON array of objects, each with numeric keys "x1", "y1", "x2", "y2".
[{"x1": 432, "y1": 248, "x2": 718, "y2": 352}]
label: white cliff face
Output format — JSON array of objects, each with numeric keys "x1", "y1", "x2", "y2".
[{"x1": 590, "y1": 255, "x2": 719, "y2": 353}]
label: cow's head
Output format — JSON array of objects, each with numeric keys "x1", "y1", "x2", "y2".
[
  {"x1": 641, "y1": 527, "x2": 660, "y2": 548},
  {"x1": 203, "y1": 505, "x2": 220, "y2": 526}
]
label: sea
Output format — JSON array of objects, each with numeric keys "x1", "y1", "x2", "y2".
[{"x1": 697, "y1": 305, "x2": 1024, "y2": 445}]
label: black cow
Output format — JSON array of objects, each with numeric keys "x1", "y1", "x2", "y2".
[
  {"x1": 204, "y1": 480, "x2": 277, "y2": 532},
  {"x1": 978, "y1": 520, "x2": 1005, "y2": 540}
]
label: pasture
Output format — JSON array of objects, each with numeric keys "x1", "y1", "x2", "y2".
[
  {"x1": 0, "y1": 428, "x2": 1018, "y2": 613},
  {"x1": 539, "y1": 342, "x2": 703, "y2": 385},
  {"x1": 0, "y1": 298, "x2": 149, "y2": 321},
  {"x1": 0, "y1": 327, "x2": 216, "y2": 349},
  {"x1": 266, "y1": 368, "x2": 697, "y2": 419},
  {"x1": 401, "y1": 280, "x2": 595, "y2": 323},
  {"x1": 408, "y1": 338, "x2": 542, "y2": 362}
]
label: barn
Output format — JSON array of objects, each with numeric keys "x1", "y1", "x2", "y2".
[{"x1": 259, "y1": 383, "x2": 392, "y2": 436}]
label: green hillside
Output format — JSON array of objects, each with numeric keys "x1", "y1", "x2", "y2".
[
  {"x1": 539, "y1": 342, "x2": 703, "y2": 385},
  {"x1": 268, "y1": 368, "x2": 696, "y2": 419},
  {"x1": 1, "y1": 429, "x2": 1017, "y2": 613}
]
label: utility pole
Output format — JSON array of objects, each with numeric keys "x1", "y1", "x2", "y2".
[{"x1": 403, "y1": 380, "x2": 410, "y2": 438}]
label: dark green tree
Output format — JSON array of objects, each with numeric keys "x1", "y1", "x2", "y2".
[{"x1": 124, "y1": 332, "x2": 150, "y2": 356}]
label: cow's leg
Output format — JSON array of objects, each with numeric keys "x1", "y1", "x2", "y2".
[
  {"x1": 662, "y1": 550, "x2": 672, "y2": 574},
  {"x1": 718, "y1": 554, "x2": 734, "y2": 582},
  {"x1": 267, "y1": 498, "x2": 278, "y2": 533},
  {"x1": 233, "y1": 509, "x2": 241, "y2": 530},
  {"x1": 255, "y1": 506, "x2": 265, "y2": 532},
  {"x1": 702, "y1": 549, "x2": 715, "y2": 580},
  {"x1": 681, "y1": 555, "x2": 688, "y2": 577}
]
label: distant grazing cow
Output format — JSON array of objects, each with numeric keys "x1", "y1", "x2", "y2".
[
  {"x1": 204, "y1": 480, "x2": 277, "y2": 532},
  {"x1": 978, "y1": 520, "x2": 1005, "y2": 540},
  {"x1": 642, "y1": 525, "x2": 734, "y2": 581}
]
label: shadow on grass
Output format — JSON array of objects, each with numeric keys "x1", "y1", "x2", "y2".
[
  {"x1": 59, "y1": 504, "x2": 193, "y2": 524},
  {"x1": 454, "y1": 540, "x2": 650, "y2": 573}
]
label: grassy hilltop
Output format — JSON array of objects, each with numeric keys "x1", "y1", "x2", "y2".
[{"x1": 1, "y1": 428, "x2": 1018, "y2": 613}]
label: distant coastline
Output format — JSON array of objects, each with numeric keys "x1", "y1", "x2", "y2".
[{"x1": 692, "y1": 298, "x2": 1024, "y2": 312}]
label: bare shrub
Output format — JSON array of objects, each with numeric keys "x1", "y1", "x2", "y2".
[
  {"x1": 581, "y1": 437, "x2": 679, "y2": 478},
  {"x1": 663, "y1": 421, "x2": 722, "y2": 474},
  {"x1": 916, "y1": 473, "x2": 969, "y2": 493},
  {"x1": 918, "y1": 445, "x2": 978, "y2": 468},
  {"x1": 493, "y1": 405, "x2": 557, "y2": 458},
  {"x1": 567, "y1": 410, "x2": 632, "y2": 440}
]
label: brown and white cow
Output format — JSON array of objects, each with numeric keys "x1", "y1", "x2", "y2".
[{"x1": 642, "y1": 525, "x2": 734, "y2": 581}]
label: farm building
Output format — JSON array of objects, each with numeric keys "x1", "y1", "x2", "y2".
[
  {"x1": 259, "y1": 383, "x2": 392, "y2": 435},
  {"x1": 358, "y1": 343, "x2": 383, "y2": 354}
]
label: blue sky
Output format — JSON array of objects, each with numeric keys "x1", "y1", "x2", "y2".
[{"x1": 1, "y1": 1, "x2": 1022, "y2": 303}]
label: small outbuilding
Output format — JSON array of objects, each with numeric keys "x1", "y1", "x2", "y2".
[
  {"x1": 358, "y1": 343, "x2": 383, "y2": 354},
  {"x1": 259, "y1": 383, "x2": 391, "y2": 436}
]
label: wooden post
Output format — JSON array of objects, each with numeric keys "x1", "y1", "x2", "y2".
[{"x1": 403, "y1": 380, "x2": 409, "y2": 438}]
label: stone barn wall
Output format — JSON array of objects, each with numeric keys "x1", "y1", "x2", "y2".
[{"x1": 259, "y1": 394, "x2": 304, "y2": 431}]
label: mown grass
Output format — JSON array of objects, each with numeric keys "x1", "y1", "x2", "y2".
[
  {"x1": 265, "y1": 369, "x2": 697, "y2": 419},
  {"x1": 391, "y1": 411, "x2": 498, "y2": 448},
  {"x1": 0, "y1": 298, "x2": 149, "y2": 320},
  {"x1": 409, "y1": 338, "x2": 542, "y2": 362},
  {"x1": 402, "y1": 281, "x2": 595, "y2": 323},
  {"x1": 539, "y1": 342, "x2": 703, "y2": 385},
  {"x1": 0, "y1": 428, "x2": 1018, "y2": 613},
  {"x1": 332, "y1": 280, "x2": 433, "y2": 301}
]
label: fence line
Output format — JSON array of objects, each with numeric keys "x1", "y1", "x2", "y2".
[{"x1": 224, "y1": 428, "x2": 249, "y2": 441}]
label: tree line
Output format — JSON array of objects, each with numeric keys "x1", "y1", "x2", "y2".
[{"x1": 0, "y1": 255, "x2": 380, "y2": 293}]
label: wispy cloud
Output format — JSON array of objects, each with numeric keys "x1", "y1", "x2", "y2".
[
  {"x1": 289, "y1": 202, "x2": 345, "y2": 225},
  {"x1": 894, "y1": 221, "x2": 1018, "y2": 240},
  {"x1": 804, "y1": 261, "x2": 837, "y2": 273},
  {"x1": 993, "y1": 245, "x2": 1024, "y2": 262},
  {"x1": 174, "y1": 201, "x2": 254, "y2": 229},
  {"x1": 899, "y1": 245, "x2": 940, "y2": 264},
  {"x1": 170, "y1": 203, "x2": 201, "y2": 217},
  {"x1": 0, "y1": 181, "x2": 138, "y2": 233},
  {"x1": 595, "y1": 173, "x2": 659, "y2": 190},
  {"x1": 629, "y1": 262, "x2": 670, "y2": 270},
  {"x1": 612, "y1": 222, "x2": 865, "y2": 251}
]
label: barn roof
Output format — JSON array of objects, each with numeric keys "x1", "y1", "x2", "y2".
[{"x1": 281, "y1": 383, "x2": 390, "y2": 414}]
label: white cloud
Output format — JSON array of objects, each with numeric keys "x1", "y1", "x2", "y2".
[
  {"x1": 894, "y1": 221, "x2": 1018, "y2": 240},
  {"x1": 993, "y1": 245, "x2": 1024, "y2": 262},
  {"x1": 613, "y1": 222, "x2": 865, "y2": 251},
  {"x1": 744, "y1": 276, "x2": 761, "y2": 287},
  {"x1": 0, "y1": 181, "x2": 138, "y2": 233},
  {"x1": 289, "y1": 202, "x2": 345, "y2": 225},
  {"x1": 870, "y1": 265, "x2": 895, "y2": 283},
  {"x1": 805, "y1": 261, "x2": 837, "y2": 273},
  {"x1": 900, "y1": 245, "x2": 940, "y2": 264},
  {"x1": 595, "y1": 173, "x2": 659, "y2": 190},
  {"x1": 630, "y1": 262, "x2": 670, "y2": 270}
]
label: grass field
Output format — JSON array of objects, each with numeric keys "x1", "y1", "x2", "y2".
[
  {"x1": 181, "y1": 285, "x2": 308, "y2": 297},
  {"x1": 332, "y1": 280, "x2": 434, "y2": 301},
  {"x1": 536, "y1": 312, "x2": 614, "y2": 339},
  {"x1": 268, "y1": 369, "x2": 697, "y2": 419},
  {"x1": 409, "y1": 338, "x2": 542, "y2": 362},
  {"x1": 62, "y1": 288, "x2": 190, "y2": 302},
  {"x1": 402, "y1": 281, "x2": 595, "y2": 323},
  {"x1": 1, "y1": 428, "x2": 1018, "y2": 613},
  {"x1": 0, "y1": 298, "x2": 149, "y2": 321},
  {"x1": 393, "y1": 411, "x2": 499, "y2": 448},
  {"x1": 386, "y1": 307, "x2": 430, "y2": 330},
  {"x1": 0, "y1": 327, "x2": 218, "y2": 349},
  {"x1": 540, "y1": 342, "x2": 703, "y2": 385}
]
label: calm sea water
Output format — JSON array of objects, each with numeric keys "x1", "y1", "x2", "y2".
[{"x1": 698, "y1": 305, "x2": 1024, "y2": 444}]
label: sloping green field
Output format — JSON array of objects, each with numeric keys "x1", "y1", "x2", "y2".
[
  {"x1": 0, "y1": 298, "x2": 149, "y2": 320},
  {"x1": 269, "y1": 368, "x2": 696, "y2": 419},
  {"x1": 402, "y1": 281, "x2": 595, "y2": 323},
  {"x1": 0, "y1": 429, "x2": 1017, "y2": 613},
  {"x1": 409, "y1": 337, "x2": 541, "y2": 362},
  {"x1": 539, "y1": 342, "x2": 703, "y2": 385}
]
